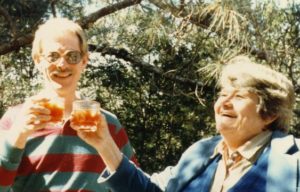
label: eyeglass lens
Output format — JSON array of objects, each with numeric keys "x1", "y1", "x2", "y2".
[{"x1": 44, "y1": 51, "x2": 82, "y2": 64}]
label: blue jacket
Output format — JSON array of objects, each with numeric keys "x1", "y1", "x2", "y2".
[{"x1": 100, "y1": 131, "x2": 300, "y2": 192}]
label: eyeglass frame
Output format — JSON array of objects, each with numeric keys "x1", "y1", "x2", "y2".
[{"x1": 40, "y1": 50, "x2": 83, "y2": 65}]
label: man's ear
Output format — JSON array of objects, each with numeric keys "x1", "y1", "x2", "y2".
[
  {"x1": 81, "y1": 53, "x2": 89, "y2": 69},
  {"x1": 33, "y1": 55, "x2": 41, "y2": 65},
  {"x1": 33, "y1": 55, "x2": 44, "y2": 72}
]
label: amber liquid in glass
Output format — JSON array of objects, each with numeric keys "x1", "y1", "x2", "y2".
[
  {"x1": 72, "y1": 100, "x2": 100, "y2": 131},
  {"x1": 39, "y1": 101, "x2": 64, "y2": 123},
  {"x1": 72, "y1": 109, "x2": 100, "y2": 127}
]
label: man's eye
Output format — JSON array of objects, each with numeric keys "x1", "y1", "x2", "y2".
[
  {"x1": 68, "y1": 53, "x2": 78, "y2": 62},
  {"x1": 66, "y1": 51, "x2": 81, "y2": 63},
  {"x1": 218, "y1": 92, "x2": 227, "y2": 97},
  {"x1": 47, "y1": 52, "x2": 60, "y2": 62}
]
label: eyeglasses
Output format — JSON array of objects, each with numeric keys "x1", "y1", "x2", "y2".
[{"x1": 41, "y1": 50, "x2": 83, "y2": 65}]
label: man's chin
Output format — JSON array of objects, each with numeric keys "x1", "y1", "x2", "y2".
[{"x1": 44, "y1": 82, "x2": 64, "y2": 92}]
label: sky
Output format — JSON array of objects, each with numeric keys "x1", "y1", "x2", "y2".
[{"x1": 275, "y1": 0, "x2": 300, "y2": 7}]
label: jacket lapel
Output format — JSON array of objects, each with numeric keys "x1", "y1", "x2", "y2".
[
  {"x1": 167, "y1": 136, "x2": 221, "y2": 192},
  {"x1": 266, "y1": 131, "x2": 299, "y2": 192}
]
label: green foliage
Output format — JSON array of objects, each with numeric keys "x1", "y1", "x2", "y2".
[
  {"x1": 0, "y1": 0, "x2": 49, "y2": 43},
  {"x1": 0, "y1": 47, "x2": 41, "y2": 115}
]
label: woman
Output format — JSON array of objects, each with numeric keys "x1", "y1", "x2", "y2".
[{"x1": 72, "y1": 56, "x2": 299, "y2": 192}]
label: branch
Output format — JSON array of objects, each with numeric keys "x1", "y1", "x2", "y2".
[
  {"x1": 50, "y1": 0, "x2": 58, "y2": 17},
  {"x1": 89, "y1": 44, "x2": 204, "y2": 87},
  {"x1": 0, "y1": 0, "x2": 142, "y2": 55},
  {"x1": 148, "y1": 0, "x2": 211, "y2": 28},
  {"x1": 78, "y1": 0, "x2": 142, "y2": 29},
  {"x1": 179, "y1": 0, "x2": 185, "y2": 12},
  {"x1": 0, "y1": 34, "x2": 34, "y2": 54},
  {"x1": 0, "y1": 6, "x2": 17, "y2": 39}
]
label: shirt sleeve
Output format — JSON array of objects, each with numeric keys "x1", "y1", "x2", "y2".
[
  {"x1": 0, "y1": 106, "x2": 24, "y2": 191},
  {"x1": 98, "y1": 155, "x2": 163, "y2": 192}
]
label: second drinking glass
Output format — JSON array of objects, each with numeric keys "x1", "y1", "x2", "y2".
[{"x1": 71, "y1": 100, "x2": 101, "y2": 132}]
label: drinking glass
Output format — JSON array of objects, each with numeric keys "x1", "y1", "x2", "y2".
[
  {"x1": 72, "y1": 100, "x2": 100, "y2": 132},
  {"x1": 38, "y1": 97, "x2": 64, "y2": 126}
]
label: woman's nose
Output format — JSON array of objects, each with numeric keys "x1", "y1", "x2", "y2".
[{"x1": 220, "y1": 96, "x2": 233, "y2": 108}]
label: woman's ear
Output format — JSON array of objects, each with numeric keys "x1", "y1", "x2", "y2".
[{"x1": 264, "y1": 114, "x2": 278, "y2": 126}]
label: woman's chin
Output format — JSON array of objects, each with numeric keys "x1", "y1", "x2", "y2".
[{"x1": 216, "y1": 125, "x2": 236, "y2": 135}]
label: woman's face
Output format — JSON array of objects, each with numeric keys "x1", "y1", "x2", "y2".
[{"x1": 214, "y1": 86, "x2": 272, "y2": 143}]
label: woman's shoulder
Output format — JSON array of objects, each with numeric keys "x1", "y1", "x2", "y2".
[
  {"x1": 186, "y1": 135, "x2": 221, "y2": 152},
  {"x1": 179, "y1": 135, "x2": 221, "y2": 162},
  {"x1": 271, "y1": 131, "x2": 300, "y2": 155}
]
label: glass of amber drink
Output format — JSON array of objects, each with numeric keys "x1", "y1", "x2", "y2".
[
  {"x1": 38, "y1": 98, "x2": 64, "y2": 126},
  {"x1": 72, "y1": 100, "x2": 100, "y2": 132}
]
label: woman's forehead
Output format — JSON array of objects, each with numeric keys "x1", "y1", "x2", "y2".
[{"x1": 219, "y1": 86, "x2": 253, "y2": 94}]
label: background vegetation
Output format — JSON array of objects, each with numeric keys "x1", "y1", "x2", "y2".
[{"x1": 1, "y1": 0, "x2": 299, "y2": 172}]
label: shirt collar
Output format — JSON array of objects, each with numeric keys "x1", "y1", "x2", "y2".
[{"x1": 212, "y1": 130, "x2": 272, "y2": 161}]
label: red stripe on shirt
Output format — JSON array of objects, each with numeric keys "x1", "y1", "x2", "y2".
[
  {"x1": 110, "y1": 125, "x2": 128, "y2": 149},
  {"x1": 30, "y1": 121, "x2": 127, "y2": 139},
  {"x1": 17, "y1": 154, "x2": 105, "y2": 176},
  {"x1": 62, "y1": 123, "x2": 129, "y2": 149},
  {"x1": 0, "y1": 167, "x2": 17, "y2": 186}
]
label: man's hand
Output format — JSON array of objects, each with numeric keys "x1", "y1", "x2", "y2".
[
  {"x1": 70, "y1": 113, "x2": 123, "y2": 172},
  {"x1": 9, "y1": 97, "x2": 52, "y2": 148}
]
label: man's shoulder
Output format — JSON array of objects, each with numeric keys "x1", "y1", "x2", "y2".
[
  {"x1": 100, "y1": 108, "x2": 117, "y2": 119},
  {"x1": 0, "y1": 104, "x2": 23, "y2": 131},
  {"x1": 100, "y1": 108, "x2": 123, "y2": 130},
  {"x1": 1, "y1": 104, "x2": 23, "y2": 119}
]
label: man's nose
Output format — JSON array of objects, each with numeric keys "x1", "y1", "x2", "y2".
[
  {"x1": 55, "y1": 57, "x2": 68, "y2": 71},
  {"x1": 56, "y1": 57, "x2": 68, "y2": 67}
]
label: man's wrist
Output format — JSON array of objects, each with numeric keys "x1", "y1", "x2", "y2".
[
  {"x1": 96, "y1": 136, "x2": 123, "y2": 172},
  {"x1": 7, "y1": 125, "x2": 31, "y2": 149}
]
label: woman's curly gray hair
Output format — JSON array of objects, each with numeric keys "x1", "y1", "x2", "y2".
[{"x1": 218, "y1": 55, "x2": 295, "y2": 132}]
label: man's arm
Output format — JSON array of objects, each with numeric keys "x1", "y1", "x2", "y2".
[
  {"x1": 71, "y1": 113, "x2": 170, "y2": 192},
  {"x1": 0, "y1": 107, "x2": 24, "y2": 191}
]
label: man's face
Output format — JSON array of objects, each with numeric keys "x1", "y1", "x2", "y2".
[
  {"x1": 35, "y1": 31, "x2": 88, "y2": 95},
  {"x1": 214, "y1": 86, "x2": 271, "y2": 144}
]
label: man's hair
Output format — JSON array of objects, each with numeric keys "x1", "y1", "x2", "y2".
[
  {"x1": 32, "y1": 18, "x2": 88, "y2": 60},
  {"x1": 218, "y1": 55, "x2": 295, "y2": 131}
]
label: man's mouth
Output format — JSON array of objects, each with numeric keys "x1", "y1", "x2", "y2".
[{"x1": 51, "y1": 71, "x2": 72, "y2": 78}]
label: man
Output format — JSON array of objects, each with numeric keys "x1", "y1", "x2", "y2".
[{"x1": 0, "y1": 18, "x2": 137, "y2": 191}]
